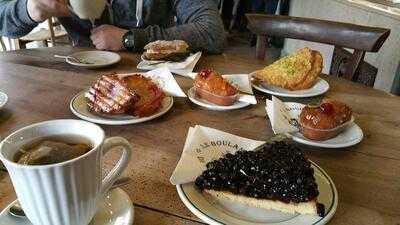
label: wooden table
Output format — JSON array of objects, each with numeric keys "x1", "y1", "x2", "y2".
[{"x1": 0, "y1": 46, "x2": 399, "y2": 225}]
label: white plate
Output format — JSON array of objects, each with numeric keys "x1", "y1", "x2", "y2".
[
  {"x1": 0, "y1": 92, "x2": 8, "y2": 110},
  {"x1": 288, "y1": 123, "x2": 364, "y2": 148},
  {"x1": 0, "y1": 188, "x2": 134, "y2": 225},
  {"x1": 70, "y1": 90, "x2": 173, "y2": 125},
  {"x1": 187, "y1": 87, "x2": 250, "y2": 111},
  {"x1": 66, "y1": 51, "x2": 121, "y2": 69},
  {"x1": 177, "y1": 161, "x2": 337, "y2": 225},
  {"x1": 251, "y1": 73, "x2": 329, "y2": 98}
]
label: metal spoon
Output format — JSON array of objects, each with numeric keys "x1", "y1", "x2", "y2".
[
  {"x1": 54, "y1": 54, "x2": 94, "y2": 64},
  {"x1": 8, "y1": 177, "x2": 133, "y2": 218}
]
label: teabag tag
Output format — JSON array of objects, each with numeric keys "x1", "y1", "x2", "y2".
[
  {"x1": 265, "y1": 96, "x2": 304, "y2": 134},
  {"x1": 170, "y1": 125, "x2": 265, "y2": 185}
]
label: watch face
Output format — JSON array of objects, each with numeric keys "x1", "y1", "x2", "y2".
[{"x1": 123, "y1": 31, "x2": 134, "y2": 50}]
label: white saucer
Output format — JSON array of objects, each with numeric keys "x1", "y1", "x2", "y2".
[
  {"x1": 0, "y1": 188, "x2": 134, "y2": 225},
  {"x1": 288, "y1": 123, "x2": 364, "y2": 148},
  {"x1": 0, "y1": 92, "x2": 8, "y2": 110},
  {"x1": 187, "y1": 87, "x2": 250, "y2": 111},
  {"x1": 66, "y1": 51, "x2": 121, "y2": 69},
  {"x1": 177, "y1": 161, "x2": 337, "y2": 225},
  {"x1": 251, "y1": 73, "x2": 329, "y2": 98},
  {"x1": 70, "y1": 90, "x2": 174, "y2": 125}
]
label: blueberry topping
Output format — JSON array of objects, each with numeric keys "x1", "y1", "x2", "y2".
[{"x1": 195, "y1": 141, "x2": 322, "y2": 205}]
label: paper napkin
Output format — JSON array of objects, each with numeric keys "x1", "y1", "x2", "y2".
[
  {"x1": 137, "y1": 52, "x2": 202, "y2": 77},
  {"x1": 170, "y1": 125, "x2": 265, "y2": 185},
  {"x1": 224, "y1": 74, "x2": 257, "y2": 105},
  {"x1": 118, "y1": 67, "x2": 187, "y2": 97},
  {"x1": 223, "y1": 74, "x2": 254, "y2": 95},
  {"x1": 265, "y1": 96, "x2": 304, "y2": 134}
]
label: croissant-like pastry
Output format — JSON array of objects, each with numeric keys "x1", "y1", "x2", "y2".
[
  {"x1": 254, "y1": 47, "x2": 323, "y2": 90},
  {"x1": 143, "y1": 40, "x2": 189, "y2": 61}
]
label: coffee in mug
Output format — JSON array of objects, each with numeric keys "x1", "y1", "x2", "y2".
[
  {"x1": 14, "y1": 135, "x2": 92, "y2": 165},
  {"x1": 0, "y1": 119, "x2": 132, "y2": 225}
]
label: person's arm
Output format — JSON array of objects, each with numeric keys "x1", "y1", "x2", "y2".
[
  {"x1": 129, "y1": 0, "x2": 226, "y2": 54},
  {"x1": 0, "y1": 0, "x2": 70, "y2": 38},
  {"x1": 0, "y1": 0, "x2": 38, "y2": 37}
]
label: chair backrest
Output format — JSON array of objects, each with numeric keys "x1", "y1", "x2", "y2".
[{"x1": 246, "y1": 14, "x2": 391, "y2": 86}]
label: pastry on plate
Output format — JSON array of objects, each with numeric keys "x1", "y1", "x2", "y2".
[
  {"x1": 143, "y1": 40, "x2": 190, "y2": 61},
  {"x1": 194, "y1": 69, "x2": 238, "y2": 106},
  {"x1": 195, "y1": 141, "x2": 325, "y2": 216},
  {"x1": 299, "y1": 98, "x2": 352, "y2": 140},
  {"x1": 86, "y1": 74, "x2": 165, "y2": 117},
  {"x1": 254, "y1": 47, "x2": 323, "y2": 90}
]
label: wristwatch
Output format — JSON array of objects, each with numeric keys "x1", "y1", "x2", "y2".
[{"x1": 122, "y1": 30, "x2": 135, "y2": 51}]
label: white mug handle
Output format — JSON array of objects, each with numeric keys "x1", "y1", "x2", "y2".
[{"x1": 100, "y1": 137, "x2": 132, "y2": 195}]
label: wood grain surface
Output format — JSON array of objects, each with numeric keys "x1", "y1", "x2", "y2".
[{"x1": 0, "y1": 46, "x2": 399, "y2": 225}]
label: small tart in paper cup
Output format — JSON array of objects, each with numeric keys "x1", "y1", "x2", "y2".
[
  {"x1": 194, "y1": 86, "x2": 238, "y2": 106},
  {"x1": 299, "y1": 116, "x2": 354, "y2": 141}
]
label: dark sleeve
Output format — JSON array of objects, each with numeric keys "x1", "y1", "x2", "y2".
[
  {"x1": 131, "y1": 0, "x2": 226, "y2": 54},
  {"x1": 0, "y1": 0, "x2": 38, "y2": 38}
]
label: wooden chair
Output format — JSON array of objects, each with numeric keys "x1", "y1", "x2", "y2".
[
  {"x1": 246, "y1": 14, "x2": 390, "y2": 87},
  {"x1": 15, "y1": 18, "x2": 68, "y2": 49}
]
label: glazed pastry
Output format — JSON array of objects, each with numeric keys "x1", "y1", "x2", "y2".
[
  {"x1": 86, "y1": 74, "x2": 165, "y2": 117},
  {"x1": 194, "y1": 69, "x2": 238, "y2": 106},
  {"x1": 254, "y1": 47, "x2": 323, "y2": 90},
  {"x1": 143, "y1": 40, "x2": 189, "y2": 61},
  {"x1": 195, "y1": 142, "x2": 325, "y2": 216},
  {"x1": 299, "y1": 98, "x2": 352, "y2": 140},
  {"x1": 124, "y1": 74, "x2": 165, "y2": 117}
]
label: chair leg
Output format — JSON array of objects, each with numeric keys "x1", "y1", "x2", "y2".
[
  {"x1": 48, "y1": 18, "x2": 56, "y2": 46},
  {"x1": 19, "y1": 40, "x2": 27, "y2": 49},
  {"x1": 256, "y1": 35, "x2": 267, "y2": 60},
  {"x1": 0, "y1": 37, "x2": 6, "y2": 51},
  {"x1": 219, "y1": 0, "x2": 224, "y2": 14},
  {"x1": 229, "y1": 0, "x2": 240, "y2": 30},
  {"x1": 11, "y1": 39, "x2": 25, "y2": 50}
]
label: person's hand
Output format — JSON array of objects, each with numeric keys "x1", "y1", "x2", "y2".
[
  {"x1": 90, "y1": 25, "x2": 128, "y2": 51},
  {"x1": 27, "y1": 0, "x2": 70, "y2": 22}
]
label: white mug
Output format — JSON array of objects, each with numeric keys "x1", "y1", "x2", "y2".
[
  {"x1": 69, "y1": 0, "x2": 106, "y2": 20},
  {"x1": 0, "y1": 119, "x2": 132, "y2": 225}
]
